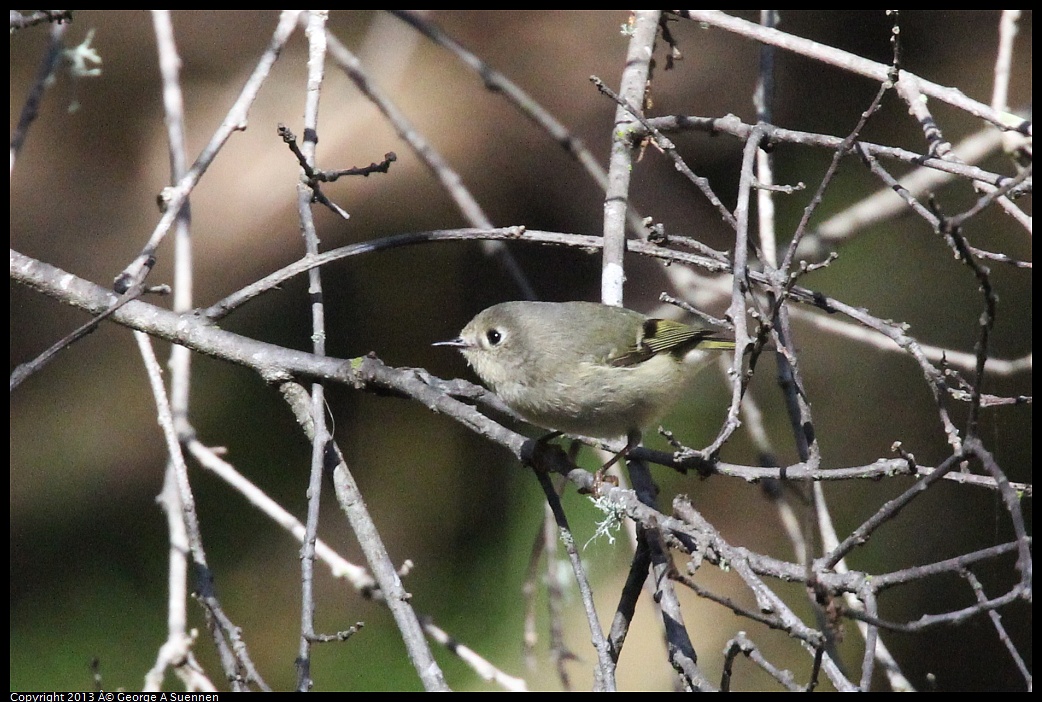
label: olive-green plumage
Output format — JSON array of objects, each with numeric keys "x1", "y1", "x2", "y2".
[{"x1": 435, "y1": 301, "x2": 734, "y2": 441}]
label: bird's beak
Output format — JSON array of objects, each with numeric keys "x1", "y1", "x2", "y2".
[{"x1": 432, "y1": 337, "x2": 469, "y2": 349}]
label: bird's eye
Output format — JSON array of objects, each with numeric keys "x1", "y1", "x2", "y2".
[{"x1": 486, "y1": 328, "x2": 503, "y2": 346}]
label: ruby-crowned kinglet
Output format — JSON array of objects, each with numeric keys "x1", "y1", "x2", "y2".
[{"x1": 434, "y1": 301, "x2": 735, "y2": 449}]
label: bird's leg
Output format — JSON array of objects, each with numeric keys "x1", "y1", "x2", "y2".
[
  {"x1": 593, "y1": 430, "x2": 642, "y2": 487},
  {"x1": 519, "y1": 430, "x2": 563, "y2": 467},
  {"x1": 539, "y1": 430, "x2": 564, "y2": 444}
]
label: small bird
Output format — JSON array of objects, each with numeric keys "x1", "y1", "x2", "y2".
[{"x1": 434, "y1": 301, "x2": 734, "y2": 464}]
